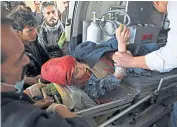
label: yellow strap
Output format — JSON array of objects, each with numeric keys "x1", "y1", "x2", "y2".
[{"x1": 58, "y1": 32, "x2": 67, "y2": 48}]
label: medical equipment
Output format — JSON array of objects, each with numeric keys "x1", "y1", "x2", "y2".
[
  {"x1": 86, "y1": 12, "x2": 101, "y2": 43},
  {"x1": 82, "y1": 1, "x2": 164, "y2": 46},
  {"x1": 68, "y1": 2, "x2": 173, "y2": 126}
]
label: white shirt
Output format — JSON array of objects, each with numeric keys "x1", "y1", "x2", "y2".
[{"x1": 145, "y1": 1, "x2": 177, "y2": 72}]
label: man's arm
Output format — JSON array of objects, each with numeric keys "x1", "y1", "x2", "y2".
[
  {"x1": 113, "y1": 43, "x2": 177, "y2": 72},
  {"x1": 113, "y1": 52, "x2": 149, "y2": 69},
  {"x1": 113, "y1": 1, "x2": 177, "y2": 72},
  {"x1": 6, "y1": 100, "x2": 89, "y2": 127},
  {"x1": 132, "y1": 56, "x2": 149, "y2": 69}
]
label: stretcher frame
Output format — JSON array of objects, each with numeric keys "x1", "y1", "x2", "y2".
[{"x1": 76, "y1": 71, "x2": 177, "y2": 126}]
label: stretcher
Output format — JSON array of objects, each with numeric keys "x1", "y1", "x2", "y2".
[{"x1": 76, "y1": 69, "x2": 177, "y2": 126}]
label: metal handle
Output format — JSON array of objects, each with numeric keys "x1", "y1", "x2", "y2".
[{"x1": 41, "y1": 87, "x2": 47, "y2": 99}]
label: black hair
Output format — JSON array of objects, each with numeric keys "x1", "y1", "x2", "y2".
[
  {"x1": 10, "y1": 1, "x2": 26, "y2": 9},
  {"x1": 34, "y1": 1, "x2": 42, "y2": 3},
  {"x1": 26, "y1": 6, "x2": 32, "y2": 12},
  {"x1": 19, "y1": 2, "x2": 26, "y2": 7},
  {"x1": 41, "y1": 1, "x2": 57, "y2": 13},
  {"x1": 7, "y1": 10, "x2": 37, "y2": 31}
]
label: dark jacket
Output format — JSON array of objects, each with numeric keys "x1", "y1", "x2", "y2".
[
  {"x1": 37, "y1": 21, "x2": 64, "y2": 58},
  {"x1": 25, "y1": 39, "x2": 49, "y2": 77},
  {"x1": 1, "y1": 92, "x2": 90, "y2": 127}
]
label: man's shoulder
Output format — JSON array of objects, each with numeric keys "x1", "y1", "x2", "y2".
[
  {"x1": 1, "y1": 95, "x2": 46, "y2": 127},
  {"x1": 1, "y1": 95, "x2": 89, "y2": 127},
  {"x1": 1, "y1": 96, "x2": 38, "y2": 119}
]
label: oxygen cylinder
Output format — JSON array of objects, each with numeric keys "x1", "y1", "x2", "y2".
[
  {"x1": 87, "y1": 12, "x2": 101, "y2": 43},
  {"x1": 82, "y1": 21, "x2": 90, "y2": 43},
  {"x1": 103, "y1": 22, "x2": 115, "y2": 41}
]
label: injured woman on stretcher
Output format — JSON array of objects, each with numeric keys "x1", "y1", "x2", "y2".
[{"x1": 31, "y1": 27, "x2": 163, "y2": 111}]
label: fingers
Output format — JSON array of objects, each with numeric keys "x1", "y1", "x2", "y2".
[
  {"x1": 44, "y1": 96, "x2": 53, "y2": 100},
  {"x1": 35, "y1": 74, "x2": 42, "y2": 79},
  {"x1": 116, "y1": 27, "x2": 121, "y2": 35},
  {"x1": 43, "y1": 97, "x2": 54, "y2": 106},
  {"x1": 121, "y1": 27, "x2": 130, "y2": 39},
  {"x1": 116, "y1": 25, "x2": 124, "y2": 38},
  {"x1": 115, "y1": 28, "x2": 121, "y2": 41},
  {"x1": 44, "y1": 98, "x2": 54, "y2": 103},
  {"x1": 124, "y1": 28, "x2": 130, "y2": 41},
  {"x1": 128, "y1": 30, "x2": 131, "y2": 39},
  {"x1": 112, "y1": 52, "x2": 121, "y2": 61},
  {"x1": 120, "y1": 26, "x2": 127, "y2": 37},
  {"x1": 116, "y1": 26, "x2": 130, "y2": 43},
  {"x1": 114, "y1": 51, "x2": 122, "y2": 56},
  {"x1": 34, "y1": 97, "x2": 54, "y2": 108}
]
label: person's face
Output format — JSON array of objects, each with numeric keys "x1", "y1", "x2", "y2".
[
  {"x1": 62, "y1": 1, "x2": 69, "y2": 8},
  {"x1": 34, "y1": 1, "x2": 41, "y2": 10},
  {"x1": 17, "y1": 5, "x2": 26, "y2": 10},
  {"x1": 17, "y1": 26, "x2": 37, "y2": 45},
  {"x1": 43, "y1": 5, "x2": 58, "y2": 27},
  {"x1": 72, "y1": 62, "x2": 90, "y2": 85},
  {"x1": 73, "y1": 62, "x2": 87, "y2": 79},
  {"x1": 153, "y1": 1, "x2": 168, "y2": 14},
  {"x1": 1, "y1": 25, "x2": 30, "y2": 85}
]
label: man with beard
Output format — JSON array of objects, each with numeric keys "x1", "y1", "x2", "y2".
[
  {"x1": 7, "y1": 10, "x2": 49, "y2": 85},
  {"x1": 1, "y1": 17, "x2": 90, "y2": 127},
  {"x1": 37, "y1": 2, "x2": 66, "y2": 58}
]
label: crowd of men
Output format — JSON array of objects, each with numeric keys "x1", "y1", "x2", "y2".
[
  {"x1": 1, "y1": 1, "x2": 177, "y2": 127},
  {"x1": 2, "y1": 1, "x2": 69, "y2": 86}
]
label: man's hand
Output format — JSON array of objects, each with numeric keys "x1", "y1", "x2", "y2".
[
  {"x1": 24, "y1": 83, "x2": 47, "y2": 98},
  {"x1": 113, "y1": 52, "x2": 150, "y2": 69},
  {"x1": 35, "y1": 75, "x2": 42, "y2": 81},
  {"x1": 56, "y1": 104, "x2": 77, "y2": 118},
  {"x1": 25, "y1": 77, "x2": 38, "y2": 86},
  {"x1": 116, "y1": 25, "x2": 130, "y2": 52},
  {"x1": 33, "y1": 96, "x2": 54, "y2": 108},
  {"x1": 46, "y1": 103, "x2": 77, "y2": 118},
  {"x1": 35, "y1": 74, "x2": 50, "y2": 84},
  {"x1": 113, "y1": 51, "x2": 134, "y2": 68}
]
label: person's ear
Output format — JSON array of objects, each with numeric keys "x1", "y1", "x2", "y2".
[
  {"x1": 15, "y1": 30, "x2": 23, "y2": 37},
  {"x1": 153, "y1": 1, "x2": 159, "y2": 8}
]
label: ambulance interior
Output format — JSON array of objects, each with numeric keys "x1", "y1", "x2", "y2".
[
  {"x1": 3, "y1": 1, "x2": 177, "y2": 127},
  {"x1": 61, "y1": 1, "x2": 177, "y2": 127}
]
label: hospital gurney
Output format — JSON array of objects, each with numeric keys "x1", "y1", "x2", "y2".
[{"x1": 76, "y1": 69, "x2": 177, "y2": 127}]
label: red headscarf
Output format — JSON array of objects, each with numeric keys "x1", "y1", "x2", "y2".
[{"x1": 41, "y1": 56, "x2": 76, "y2": 85}]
